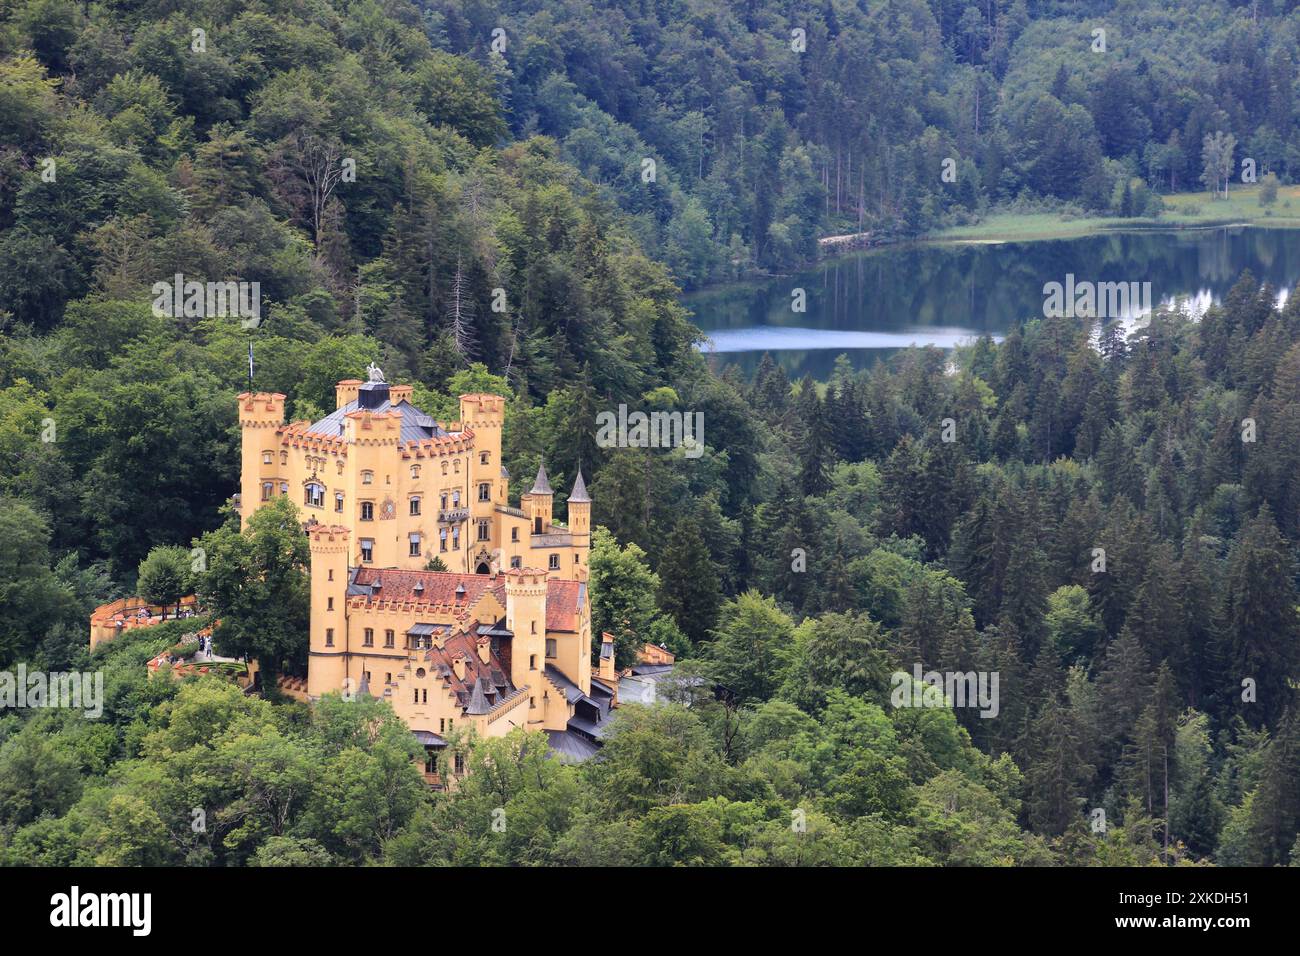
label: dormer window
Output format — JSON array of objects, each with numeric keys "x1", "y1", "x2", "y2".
[{"x1": 414, "y1": 581, "x2": 425, "y2": 597}]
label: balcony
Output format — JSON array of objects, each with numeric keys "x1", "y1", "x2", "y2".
[{"x1": 438, "y1": 508, "x2": 470, "y2": 523}]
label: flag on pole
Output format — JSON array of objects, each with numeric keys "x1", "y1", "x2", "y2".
[{"x1": 248, "y1": 338, "x2": 254, "y2": 390}]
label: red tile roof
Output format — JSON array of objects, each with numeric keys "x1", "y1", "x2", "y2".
[
  {"x1": 546, "y1": 580, "x2": 582, "y2": 632},
  {"x1": 352, "y1": 568, "x2": 504, "y2": 606},
  {"x1": 351, "y1": 569, "x2": 583, "y2": 632}
]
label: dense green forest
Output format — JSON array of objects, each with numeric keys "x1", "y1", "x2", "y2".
[
  {"x1": 420, "y1": 0, "x2": 1300, "y2": 282},
  {"x1": 1, "y1": 0, "x2": 1300, "y2": 867}
]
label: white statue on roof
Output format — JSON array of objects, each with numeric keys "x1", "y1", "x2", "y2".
[{"x1": 366, "y1": 362, "x2": 386, "y2": 383}]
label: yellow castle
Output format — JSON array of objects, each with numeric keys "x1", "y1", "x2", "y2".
[{"x1": 237, "y1": 366, "x2": 615, "y2": 776}]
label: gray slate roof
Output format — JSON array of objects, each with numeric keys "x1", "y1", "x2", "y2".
[
  {"x1": 308, "y1": 398, "x2": 450, "y2": 444},
  {"x1": 545, "y1": 730, "x2": 601, "y2": 762}
]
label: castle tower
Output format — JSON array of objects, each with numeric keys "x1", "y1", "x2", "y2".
[
  {"x1": 567, "y1": 470, "x2": 591, "y2": 581},
  {"x1": 504, "y1": 568, "x2": 548, "y2": 724},
  {"x1": 237, "y1": 391, "x2": 285, "y2": 527},
  {"x1": 459, "y1": 393, "x2": 505, "y2": 498},
  {"x1": 307, "y1": 525, "x2": 351, "y2": 699},
  {"x1": 522, "y1": 462, "x2": 553, "y2": 535}
]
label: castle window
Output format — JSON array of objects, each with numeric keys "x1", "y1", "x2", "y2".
[
  {"x1": 511, "y1": 527, "x2": 518, "y2": 542},
  {"x1": 363, "y1": 628, "x2": 374, "y2": 647},
  {"x1": 534, "y1": 517, "x2": 542, "y2": 534},
  {"x1": 335, "y1": 492, "x2": 345, "y2": 512},
  {"x1": 546, "y1": 639, "x2": 557, "y2": 658},
  {"x1": 280, "y1": 482, "x2": 288, "y2": 496},
  {"x1": 360, "y1": 501, "x2": 374, "y2": 521},
  {"x1": 510, "y1": 556, "x2": 521, "y2": 569},
  {"x1": 478, "y1": 482, "x2": 491, "y2": 502},
  {"x1": 454, "y1": 752, "x2": 465, "y2": 774},
  {"x1": 304, "y1": 482, "x2": 325, "y2": 508},
  {"x1": 262, "y1": 451, "x2": 272, "y2": 465},
  {"x1": 328, "y1": 569, "x2": 333, "y2": 581},
  {"x1": 280, "y1": 451, "x2": 288, "y2": 466},
  {"x1": 480, "y1": 452, "x2": 489, "y2": 465},
  {"x1": 529, "y1": 696, "x2": 535, "y2": 709},
  {"x1": 410, "y1": 496, "x2": 421, "y2": 516},
  {"x1": 360, "y1": 539, "x2": 373, "y2": 563},
  {"x1": 410, "y1": 465, "x2": 420, "y2": 479},
  {"x1": 327, "y1": 597, "x2": 333, "y2": 611},
  {"x1": 361, "y1": 470, "x2": 373, "y2": 485},
  {"x1": 439, "y1": 529, "x2": 447, "y2": 552},
  {"x1": 336, "y1": 460, "x2": 344, "y2": 475},
  {"x1": 385, "y1": 629, "x2": 395, "y2": 648},
  {"x1": 409, "y1": 533, "x2": 422, "y2": 557},
  {"x1": 416, "y1": 668, "x2": 425, "y2": 679},
  {"x1": 451, "y1": 527, "x2": 460, "y2": 550},
  {"x1": 529, "y1": 654, "x2": 536, "y2": 670},
  {"x1": 261, "y1": 482, "x2": 273, "y2": 501},
  {"x1": 440, "y1": 493, "x2": 448, "y2": 510},
  {"x1": 452, "y1": 490, "x2": 461, "y2": 507},
  {"x1": 325, "y1": 628, "x2": 334, "y2": 647},
  {"x1": 453, "y1": 460, "x2": 460, "y2": 473},
  {"x1": 548, "y1": 553, "x2": 560, "y2": 570},
  {"x1": 477, "y1": 520, "x2": 490, "y2": 542},
  {"x1": 441, "y1": 462, "x2": 448, "y2": 475}
]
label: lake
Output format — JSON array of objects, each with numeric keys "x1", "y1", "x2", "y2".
[{"x1": 685, "y1": 226, "x2": 1300, "y2": 379}]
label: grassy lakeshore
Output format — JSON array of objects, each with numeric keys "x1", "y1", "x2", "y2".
[{"x1": 933, "y1": 183, "x2": 1300, "y2": 243}]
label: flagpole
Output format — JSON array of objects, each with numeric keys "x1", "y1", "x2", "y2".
[{"x1": 247, "y1": 337, "x2": 254, "y2": 392}]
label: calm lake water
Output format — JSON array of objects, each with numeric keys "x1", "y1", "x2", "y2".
[{"x1": 685, "y1": 226, "x2": 1300, "y2": 379}]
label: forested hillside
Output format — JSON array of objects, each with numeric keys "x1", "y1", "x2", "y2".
[
  {"x1": 1, "y1": 0, "x2": 1299, "y2": 867},
  {"x1": 421, "y1": 0, "x2": 1300, "y2": 282}
]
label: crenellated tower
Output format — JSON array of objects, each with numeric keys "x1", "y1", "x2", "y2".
[{"x1": 237, "y1": 391, "x2": 286, "y2": 526}]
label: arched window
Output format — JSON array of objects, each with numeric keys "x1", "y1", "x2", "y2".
[
  {"x1": 304, "y1": 482, "x2": 325, "y2": 508},
  {"x1": 410, "y1": 464, "x2": 420, "y2": 479},
  {"x1": 261, "y1": 482, "x2": 273, "y2": 501},
  {"x1": 335, "y1": 492, "x2": 344, "y2": 513},
  {"x1": 361, "y1": 470, "x2": 374, "y2": 485},
  {"x1": 280, "y1": 451, "x2": 287, "y2": 466},
  {"x1": 262, "y1": 451, "x2": 272, "y2": 465}
]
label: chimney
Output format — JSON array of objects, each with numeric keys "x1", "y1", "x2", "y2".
[
  {"x1": 389, "y1": 384, "x2": 413, "y2": 405},
  {"x1": 335, "y1": 380, "x2": 362, "y2": 409},
  {"x1": 599, "y1": 632, "x2": 616, "y2": 683}
]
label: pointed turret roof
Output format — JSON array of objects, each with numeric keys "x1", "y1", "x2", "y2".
[
  {"x1": 530, "y1": 461, "x2": 553, "y2": 496},
  {"x1": 465, "y1": 678, "x2": 492, "y2": 715},
  {"x1": 568, "y1": 469, "x2": 591, "y2": 503}
]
